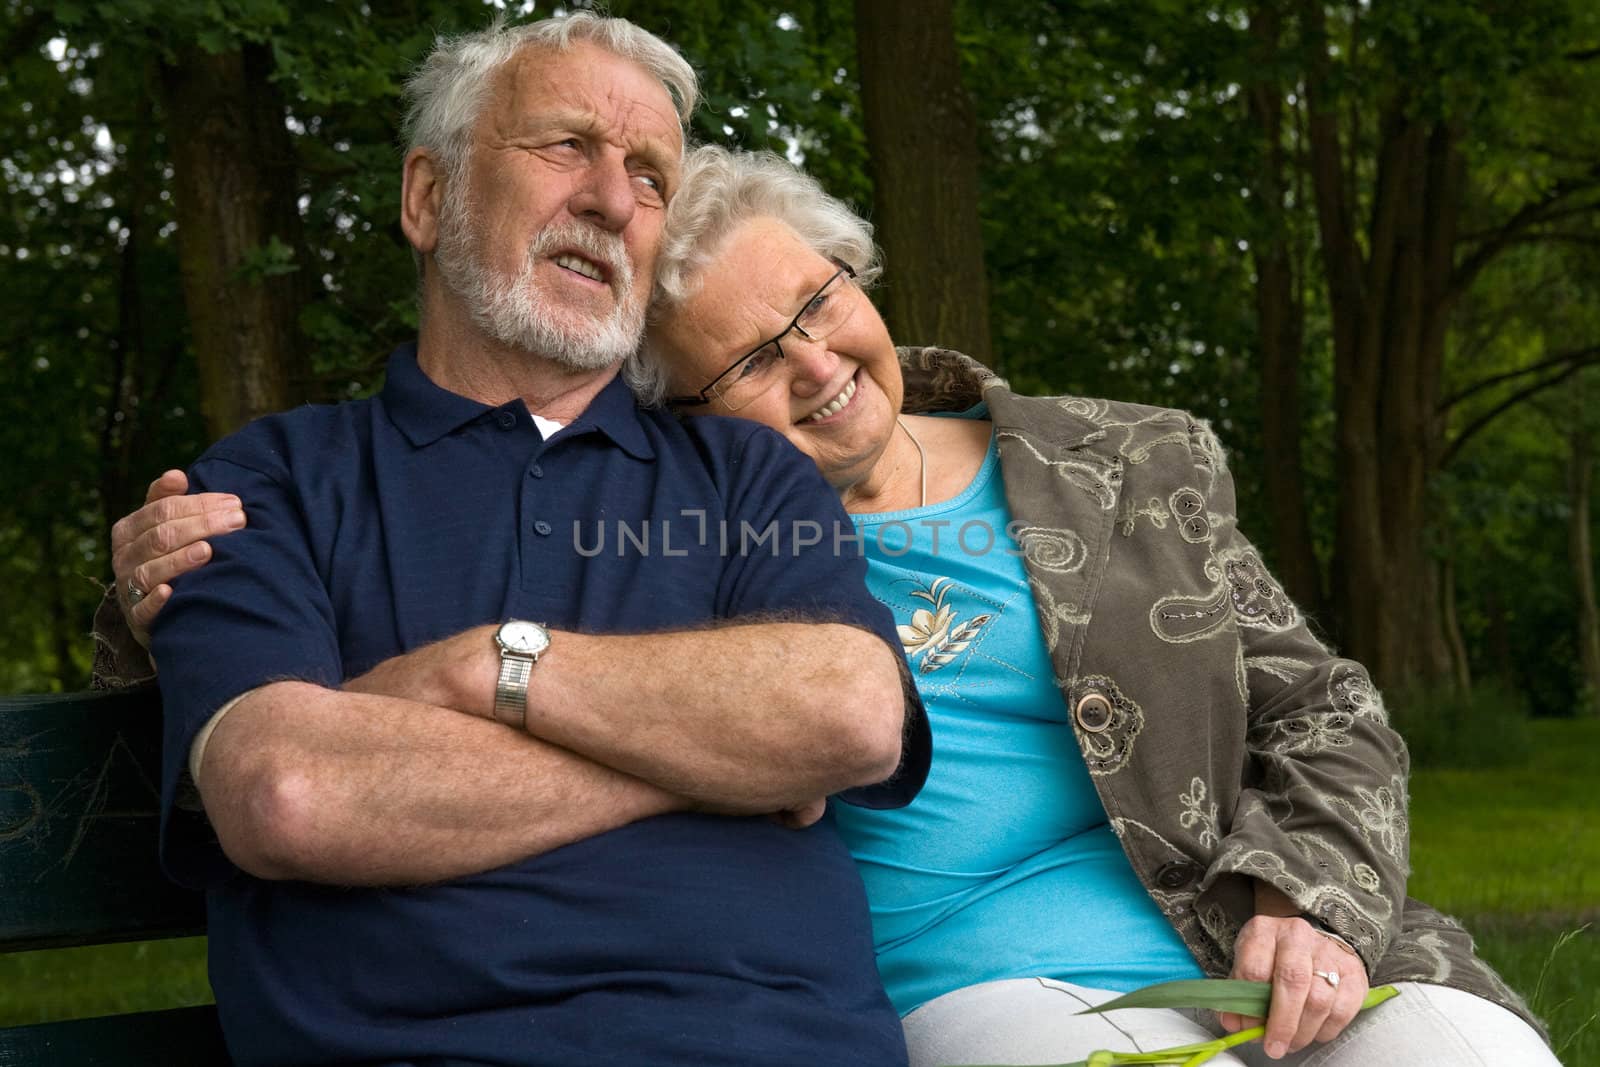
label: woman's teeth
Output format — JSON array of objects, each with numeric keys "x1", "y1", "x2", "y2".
[{"x1": 805, "y1": 378, "x2": 857, "y2": 422}]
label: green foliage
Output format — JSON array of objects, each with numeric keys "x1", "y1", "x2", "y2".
[
  {"x1": 959, "y1": 0, "x2": 1262, "y2": 417},
  {"x1": 2, "y1": 0, "x2": 1598, "y2": 702}
]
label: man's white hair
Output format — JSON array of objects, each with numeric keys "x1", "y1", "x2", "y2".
[
  {"x1": 629, "y1": 145, "x2": 882, "y2": 406},
  {"x1": 403, "y1": 11, "x2": 698, "y2": 190}
]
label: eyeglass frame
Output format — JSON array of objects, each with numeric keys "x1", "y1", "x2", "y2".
[{"x1": 664, "y1": 258, "x2": 858, "y2": 410}]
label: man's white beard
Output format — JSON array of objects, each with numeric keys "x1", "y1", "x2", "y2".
[{"x1": 434, "y1": 190, "x2": 645, "y2": 372}]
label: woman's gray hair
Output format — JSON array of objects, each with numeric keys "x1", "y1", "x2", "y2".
[
  {"x1": 402, "y1": 12, "x2": 698, "y2": 275},
  {"x1": 627, "y1": 145, "x2": 883, "y2": 406}
]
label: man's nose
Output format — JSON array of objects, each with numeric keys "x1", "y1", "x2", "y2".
[{"x1": 568, "y1": 154, "x2": 638, "y2": 231}]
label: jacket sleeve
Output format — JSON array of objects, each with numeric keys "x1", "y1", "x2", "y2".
[
  {"x1": 90, "y1": 585, "x2": 156, "y2": 689},
  {"x1": 1193, "y1": 420, "x2": 1410, "y2": 973}
]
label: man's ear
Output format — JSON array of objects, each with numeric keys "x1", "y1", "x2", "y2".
[{"x1": 401, "y1": 148, "x2": 445, "y2": 257}]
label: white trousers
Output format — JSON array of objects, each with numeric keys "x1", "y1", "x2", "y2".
[{"x1": 901, "y1": 978, "x2": 1559, "y2": 1067}]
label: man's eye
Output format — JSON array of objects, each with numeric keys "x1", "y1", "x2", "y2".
[{"x1": 634, "y1": 173, "x2": 661, "y2": 191}]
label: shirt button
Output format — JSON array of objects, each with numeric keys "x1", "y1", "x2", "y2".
[
  {"x1": 1154, "y1": 861, "x2": 1202, "y2": 890},
  {"x1": 533, "y1": 520, "x2": 552, "y2": 536},
  {"x1": 1074, "y1": 692, "x2": 1114, "y2": 733},
  {"x1": 529, "y1": 464, "x2": 544, "y2": 478},
  {"x1": 496, "y1": 411, "x2": 516, "y2": 430}
]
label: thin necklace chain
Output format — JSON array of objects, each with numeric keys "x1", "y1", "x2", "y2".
[{"x1": 896, "y1": 417, "x2": 927, "y2": 509}]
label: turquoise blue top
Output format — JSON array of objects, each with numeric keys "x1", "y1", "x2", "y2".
[{"x1": 833, "y1": 427, "x2": 1204, "y2": 1016}]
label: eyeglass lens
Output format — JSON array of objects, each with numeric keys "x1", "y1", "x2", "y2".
[{"x1": 710, "y1": 270, "x2": 856, "y2": 409}]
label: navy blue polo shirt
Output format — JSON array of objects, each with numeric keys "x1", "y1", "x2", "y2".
[{"x1": 151, "y1": 344, "x2": 930, "y2": 1067}]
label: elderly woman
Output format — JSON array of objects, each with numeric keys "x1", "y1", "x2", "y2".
[{"x1": 101, "y1": 145, "x2": 1553, "y2": 1067}]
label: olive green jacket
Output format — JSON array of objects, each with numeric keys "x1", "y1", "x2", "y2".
[{"x1": 898, "y1": 345, "x2": 1539, "y2": 1032}]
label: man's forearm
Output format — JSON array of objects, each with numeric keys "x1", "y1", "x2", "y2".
[
  {"x1": 199, "y1": 680, "x2": 686, "y2": 885},
  {"x1": 529, "y1": 623, "x2": 906, "y2": 806},
  {"x1": 343, "y1": 621, "x2": 909, "y2": 809}
]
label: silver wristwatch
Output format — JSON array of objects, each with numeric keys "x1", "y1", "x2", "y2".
[{"x1": 493, "y1": 620, "x2": 551, "y2": 729}]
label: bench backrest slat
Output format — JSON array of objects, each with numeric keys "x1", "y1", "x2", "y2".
[
  {"x1": 0, "y1": 688, "x2": 205, "y2": 952},
  {"x1": 0, "y1": 1005, "x2": 229, "y2": 1065}
]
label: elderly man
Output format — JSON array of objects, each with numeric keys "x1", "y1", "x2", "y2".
[{"x1": 129, "y1": 14, "x2": 927, "y2": 1066}]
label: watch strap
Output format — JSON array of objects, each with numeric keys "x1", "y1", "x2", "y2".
[{"x1": 494, "y1": 653, "x2": 533, "y2": 729}]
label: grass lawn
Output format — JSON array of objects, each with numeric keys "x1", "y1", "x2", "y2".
[
  {"x1": 0, "y1": 936, "x2": 209, "y2": 1026},
  {"x1": 4, "y1": 720, "x2": 1597, "y2": 1063},
  {"x1": 1407, "y1": 716, "x2": 1600, "y2": 1066}
]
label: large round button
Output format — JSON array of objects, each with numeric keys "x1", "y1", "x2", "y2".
[
  {"x1": 495, "y1": 410, "x2": 516, "y2": 430},
  {"x1": 1074, "y1": 692, "x2": 1114, "y2": 733},
  {"x1": 1154, "y1": 861, "x2": 1201, "y2": 889}
]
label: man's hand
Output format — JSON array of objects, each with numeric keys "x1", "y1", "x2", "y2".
[
  {"x1": 1219, "y1": 911, "x2": 1369, "y2": 1059},
  {"x1": 111, "y1": 470, "x2": 245, "y2": 646}
]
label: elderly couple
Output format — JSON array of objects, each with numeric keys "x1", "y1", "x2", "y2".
[{"x1": 97, "y1": 13, "x2": 1553, "y2": 1067}]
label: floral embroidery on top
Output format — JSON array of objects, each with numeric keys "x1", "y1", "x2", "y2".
[
  {"x1": 1329, "y1": 664, "x2": 1388, "y2": 724},
  {"x1": 1117, "y1": 496, "x2": 1169, "y2": 537},
  {"x1": 1012, "y1": 525, "x2": 1089, "y2": 574},
  {"x1": 1178, "y1": 777, "x2": 1221, "y2": 848},
  {"x1": 1331, "y1": 776, "x2": 1409, "y2": 862},
  {"x1": 897, "y1": 577, "x2": 993, "y2": 675},
  {"x1": 1224, "y1": 550, "x2": 1297, "y2": 630}
]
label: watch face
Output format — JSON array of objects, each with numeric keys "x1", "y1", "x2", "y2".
[{"x1": 500, "y1": 621, "x2": 550, "y2": 656}]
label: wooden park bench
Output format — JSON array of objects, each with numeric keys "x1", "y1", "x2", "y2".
[{"x1": 0, "y1": 686, "x2": 230, "y2": 1064}]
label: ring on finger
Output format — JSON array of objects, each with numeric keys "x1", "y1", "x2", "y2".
[
  {"x1": 126, "y1": 579, "x2": 148, "y2": 607},
  {"x1": 1312, "y1": 969, "x2": 1340, "y2": 989}
]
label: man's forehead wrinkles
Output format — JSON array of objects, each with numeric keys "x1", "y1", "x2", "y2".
[{"x1": 494, "y1": 77, "x2": 681, "y2": 161}]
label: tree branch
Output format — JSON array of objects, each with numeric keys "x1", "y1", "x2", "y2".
[
  {"x1": 1441, "y1": 347, "x2": 1600, "y2": 466},
  {"x1": 1442, "y1": 344, "x2": 1600, "y2": 411},
  {"x1": 1452, "y1": 168, "x2": 1600, "y2": 295},
  {"x1": 1459, "y1": 198, "x2": 1600, "y2": 240}
]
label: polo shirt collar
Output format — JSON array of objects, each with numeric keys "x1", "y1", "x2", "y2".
[
  {"x1": 563, "y1": 371, "x2": 655, "y2": 461},
  {"x1": 383, "y1": 342, "x2": 654, "y2": 459}
]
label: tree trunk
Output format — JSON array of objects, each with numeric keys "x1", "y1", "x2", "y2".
[
  {"x1": 1484, "y1": 579, "x2": 1516, "y2": 688},
  {"x1": 159, "y1": 43, "x2": 311, "y2": 440},
  {"x1": 1438, "y1": 556, "x2": 1471, "y2": 693},
  {"x1": 1247, "y1": 5, "x2": 1324, "y2": 617},
  {"x1": 854, "y1": 0, "x2": 992, "y2": 362},
  {"x1": 1570, "y1": 426, "x2": 1600, "y2": 714},
  {"x1": 101, "y1": 64, "x2": 158, "y2": 535},
  {"x1": 1301, "y1": 3, "x2": 1459, "y2": 687}
]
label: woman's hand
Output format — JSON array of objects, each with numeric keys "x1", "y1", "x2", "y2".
[
  {"x1": 1219, "y1": 912, "x2": 1369, "y2": 1059},
  {"x1": 111, "y1": 469, "x2": 245, "y2": 646}
]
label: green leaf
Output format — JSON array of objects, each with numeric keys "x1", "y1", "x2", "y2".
[
  {"x1": 1077, "y1": 979, "x2": 1402, "y2": 1020},
  {"x1": 1075, "y1": 978, "x2": 1273, "y2": 1017}
]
